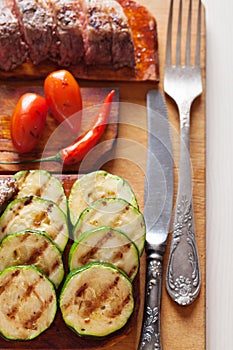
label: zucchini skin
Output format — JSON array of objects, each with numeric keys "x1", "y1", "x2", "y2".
[
  {"x1": 14, "y1": 169, "x2": 68, "y2": 215},
  {"x1": 0, "y1": 265, "x2": 57, "y2": 341},
  {"x1": 68, "y1": 170, "x2": 138, "y2": 226},
  {"x1": 59, "y1": 262, "x2": 134, "y2": 338},
  {"x1": 73, "y1": 198, "x2": 146, "y2": 255},
  {"x1": 68, "y1": 226, "x2": 140, "y2": 281},
  {"x1": 0, "y1": 230, "x2": 65, "y2": 288},
  {"x1": 0, "y1": 195, "x2": 69, "y2": 252}
]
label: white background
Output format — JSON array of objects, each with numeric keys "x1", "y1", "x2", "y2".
[{"x1": 202, "y1": 0, "x2": 233, "y2": 349}]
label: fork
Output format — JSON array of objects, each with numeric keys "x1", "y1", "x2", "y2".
[{"x1": 164, "y1": 0, "x2": 202, "y2": 305}]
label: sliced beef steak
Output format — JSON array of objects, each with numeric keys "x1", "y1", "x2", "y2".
[
  {"x1": 82, "y1": 0, "x2": 135, "y2": 68},
  {"x1": 48, "y1": 0, "x2": 85, "y2": 66},
  {"x1": 107, "y1": 0, "x2": 135, "y2": 68},
  {"x1": 0, "y1": 0, "x2": 136, "y2": 70},
  {"x1": 0, "y1": 0, "x2": 27, "y2": 71},
  {"x1": 82, "y1": 0, "x2": 112, "y2": 66},
  {"x1": 13, "y1": 0, "x2": 55, "y2": 65}
]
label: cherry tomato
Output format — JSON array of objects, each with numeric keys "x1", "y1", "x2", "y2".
[
  {"x1": 11, "y1": 93, "x2": 48, "y2": 153},
  {"x1": 44, "y1": 70, "x2": 82, "y2": 133}
]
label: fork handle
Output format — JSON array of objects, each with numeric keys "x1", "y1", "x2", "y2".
[
  {"x1": 138, "y1": 242, "x2": 165, "y2": 350},
  {"x1": 166, "y1": 108, "x2": 201, "y2": 305}
]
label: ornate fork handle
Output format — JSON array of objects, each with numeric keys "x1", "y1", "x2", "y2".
[
  {"x1": 138, "y1": 241, "x2": 166, "y2": 350},
  {"x1": 166, "y1": 102, "x2": 201, "y2": 306}
]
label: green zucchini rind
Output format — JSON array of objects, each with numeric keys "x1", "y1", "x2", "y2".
[
  {"x1": 0, "y1": 265, "x2": 57, "y2": 341},
  {"x1": 59, "y1": 262, "x2": 134, "y2": 338},
  {"x1": 73, "y1": 198, "x2": 146, "y2": 255},
  {"x1": 0, "y1": 230, "x2": 64, "y2": 288},
  {"x1": 0, "y1": 196, "x2": 69, "y2": 251},
  {"x1": 68, "y1": 170, "x2": 138, "y2": 226},
  {"x1": 69, "y1": 226, "x2": 139, "y2": 281},
  {"x1": 14, "y1": 170, "x2": 68, "y2": 215}
]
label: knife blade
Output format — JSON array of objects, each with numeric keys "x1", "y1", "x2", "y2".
[{"x1": 138, "y1": 89, "x2": 173, "y2": 350}]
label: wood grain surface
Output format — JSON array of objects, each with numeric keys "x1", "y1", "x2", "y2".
[
  {"x1": 0, "y1": 0, "x2": 206, "y2": 349},
  {"x1": 0, "y1": 86, "x2": 120, "y2": 174}
]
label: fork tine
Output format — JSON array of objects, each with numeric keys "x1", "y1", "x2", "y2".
[
  {"x1": 165, "y1": 0, "x2": 173, "y2": 66},
  {"x1": 185, "y1": 0, "x2": 192, "y2": 66},
  {"x1": 195, "y1": 0, "x2": 201, "y2": 66},
  {"x1": 176, "y1": 0, "x2": 182, "y2": 66}
]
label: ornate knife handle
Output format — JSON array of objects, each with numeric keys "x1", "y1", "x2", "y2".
[
  {"x1": 166, "y1": 108, "x2": 201, "y2": 306},
  {"x1": 138, "y1": 242, "x2": 165, "y2": 350}
]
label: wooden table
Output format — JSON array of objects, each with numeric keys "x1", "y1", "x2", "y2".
[{"x1": 0, "y1": 0, "x2": 206, "y2": 349}]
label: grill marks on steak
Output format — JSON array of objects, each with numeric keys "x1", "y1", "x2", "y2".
[
  {"x1": 83, "y1": 0, "x2": 135, "y2": 67},
  {"x1": 0, "y1": 0, "x2": 27, "y2": 71},
  {"x1": 13, "y1": 0, "x2": 55, "y2": 65},
  {"x1": 48, "y1": 0, "x2": 85, "y2": 66},
  {"x1": 0, "y1": 0, "x2": 135, "y2": 70}
]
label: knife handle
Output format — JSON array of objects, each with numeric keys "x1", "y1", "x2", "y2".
[
  {"x1": 166, "y1": 114, "x2": 201, "y2": 305},
  {"x1": 138, "y1": 242, "x2": 165, "y2": 350}
]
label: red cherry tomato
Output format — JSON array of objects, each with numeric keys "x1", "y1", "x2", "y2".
[
  {"x1": 44, "y1": 70, "x2": 82, "y2": 133},
  {"x1": 11, "y1": 93, "x2": 48, "y2": 153}
]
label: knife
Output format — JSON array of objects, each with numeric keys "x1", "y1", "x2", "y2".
[{"x1": 138, "y1": 89, "x2": 173, "y2": 350}]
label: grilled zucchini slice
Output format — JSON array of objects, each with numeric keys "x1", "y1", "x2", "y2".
[
  {"x1": 69, "y1": 226, "x2": 139, "y2": 281},
  {"x1": 68, "y1": 170, "x2": 138, "y2": 226},
  {"x1": 0, "y1": 196, "x2": 69, "y2": 251},
  {"x1": 73, "y1": 198, "x2": 146, "y2": 255},
  {"x1": 59, "y1": 262, "x2": 134, "y2": 337},
  {"x1": 0, "y1": 230, "x2": 64, "y2": 288},
  {"x1": 0, "y1": 265, "x2": 57, "y2": 341},
  {"x1": 14, "y1": 170, "x2": 67, "y2": 215}
]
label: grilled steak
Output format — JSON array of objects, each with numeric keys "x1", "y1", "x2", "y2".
[
  {"x1": 0, "y1": 0, "x2": 136, "y2": 70},
  {"x1": 48, "y1": 0, "x2": 85, "y2": 66},
  {"x1": 83, "y1": 0, "x2": 112, "y2": 66},
  {"x1": 13, "y1": 0, "x2": 55, "y2": 65},
  {"x1": 82, "y1": 0, "x2": 135, "y2": 67},
  {"x1": 0, "y1": 177, "x2": 18, "y2": 214},
  {"x1": 0, "y1": 0, "x2": 27, "y2": 71},
  {"x1": 107, "y1": 0, "x2": 135, "y2": 68}
]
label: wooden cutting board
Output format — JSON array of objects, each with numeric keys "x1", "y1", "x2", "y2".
[
  {"x1": 0, "y1": 85, "x2": 120, "y2": 174},
  {"x1": 0, "y1": 0, "x2": 206, "y2": 349}
]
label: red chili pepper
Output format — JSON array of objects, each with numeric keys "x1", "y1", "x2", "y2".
[
  {"x1": 60, "y1": 89, "x2": 115, "y2": 165},
  {"x1": 1, "y1": 90, "x2": 115, "y2": 166}
]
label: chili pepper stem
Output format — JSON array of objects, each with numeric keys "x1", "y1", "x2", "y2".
[{"x1": 0, "y1": 153, "x2": 62, "y2": 165}]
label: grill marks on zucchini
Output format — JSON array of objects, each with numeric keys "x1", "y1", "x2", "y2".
[
  {"x1": 69, "y1": 227, "x2": 139, "y2": 281},
  {"x1": 7, "y1": 279, "x2": 42, "y2": 322},
  {"x1": 0, "y1": 170, "x2": 143, "y2": 340},
  {"x1": 0, "y1": 230, "x2": 64, "y2": 288},
  {"x1": 24, "y1": 239, "x2": 48, "y2": 265},
  {"x1": 75, "y1": 275, "x2": 123, "y2": 319},
  {"x1": 77, "y1": 229, "x2": 116, "y2": 264},
  {"x1": 0, "y1": 266, "x2": 57, "y2": 340},
  {"x1": 73, "y1": 198, "x2": 146, "y2": 255},
  {"x1": 68, "y1": 170, "x2": 138, "y2": 226},
  {"x1": 60, "y1": 263, "x2": 134, "y2": 337},
  {"x1": 14, "y1": 170, "x2": 68, "y2": 215},
  {"x1": 0, "y1": 196, "x2": 69, "y2": 251}
]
